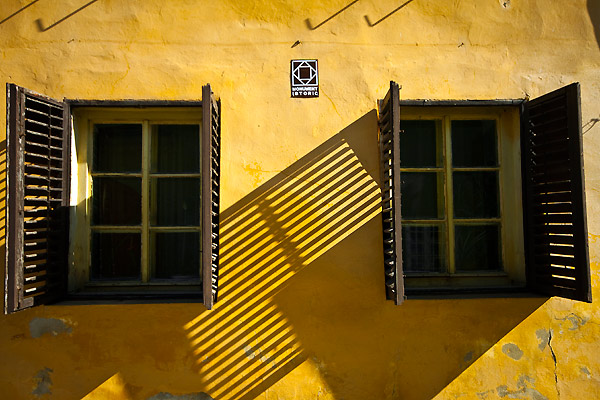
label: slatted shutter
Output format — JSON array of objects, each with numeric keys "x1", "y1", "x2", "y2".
[
  {"x1": 521, "y1": 82, "x2": 591, "y2": 302},
  {"x1": 202, "y1": 84, "x2": 220, "y2": 309},
  {"x1": 378, "y1": 81, "x2": 404, "y2": 304},
  {"x1": 5, "y1": 84, "x2": 70, "y2": 313}
]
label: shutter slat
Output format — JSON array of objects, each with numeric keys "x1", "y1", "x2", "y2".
[
  {"x1": 542, "y1": 266, "x2": 577, "y2": 279},
  {"x1": 5, "y1": 84, "x2": 70, "y2": 314},
  {"x1": 531, "y1": 146, "x2": 569, "y2": 161},
  {"x1": 530, "y1": 131, "x2": 569, "y2": 148},
  {"x1": 24, "y1": 219, "x2": 50, "y2": 229},
  {"x1": 532, "y1": 169, "x2": 571, "y2": 183},
  {"x1": 534, "y1": 254, "x2": 576, "y2": 267},
  {"x1": 25, "y1": 118, "x2": 64, "y2": 131},
  {"x1": 531, "y1": 156, "x2": 572, "y2": 172},
  {"x1": 529, "y1": 114, "x2": 568, "y2": 131},
  {"x1": 532, "y1": 224, "x2": 574, "y2": 235},
  {"x1": 527, "y1": 95, "x2": 566, "y2": 111},
  {"x1": 532, "y1": 181, "x2": 571, "y2": 193},
  {"x1": 378, "y1": 81, "x2": 404, "y2": 305},
  {"x1": 532, "y1": 191, "x2": 572, "y2": 204},
  {"x1": 535, "y1": 275, "x2": 579, "y2": 290},
  {"x1": 534, "y1": 234, "x2": 575, "y2": 245},
  {"x1": 533, "y1": 214, "x2": 573, "y2": 224},
  {"x1": 521, "y1": 82, "x2": 591, "y2": 302},
  {"x1": 534, "y1": 244, "x2": 575, "y2": 255}
]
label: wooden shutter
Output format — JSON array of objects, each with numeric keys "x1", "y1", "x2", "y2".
[
  {"x1": 521, "y1": 83, "x2": 591, "y2": 302},
  {"x1": 378, "y1": 81, "x2": 404, "y2": 305},
  {"x1": 5, "y1": 84, "x2": 70, "y2": 313},
  {"x1": 202, "y1": 84, "x2": 220, "y2": 310}
]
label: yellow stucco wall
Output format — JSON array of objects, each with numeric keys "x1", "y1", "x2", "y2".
[{"x1": 1, "y1": 0, "x2": 600, "y2": 399}]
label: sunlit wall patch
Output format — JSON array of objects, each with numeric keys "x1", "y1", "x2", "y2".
[{"x1": 290, "y1": 59, "x2": 319, "y2": 98}]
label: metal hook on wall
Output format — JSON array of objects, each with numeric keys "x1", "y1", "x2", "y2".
[
  {"x1": 364, "y1": 0, "x2": 415, "y2": 27},
  {"x1": 305, "y1": 0, "x2": 360, "y2": 30}
]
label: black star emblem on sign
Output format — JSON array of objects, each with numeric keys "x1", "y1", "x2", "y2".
[{"x1": 291, "y1": 60, "x2": 319, "y2": 98}]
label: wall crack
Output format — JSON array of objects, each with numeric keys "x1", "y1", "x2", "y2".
[{"x1": 547, "y1": 330, "x2": 560, "y2": 399}]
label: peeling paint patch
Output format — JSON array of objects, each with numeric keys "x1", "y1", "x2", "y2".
[
  {"x1": 499, "y1": 0, "x2": 511, "y2": 8},
  {"x1": 496, "y1": 376, "x2": 548, "y2": 400},
  {"x1": 581, "y1": 366, "x2": 591, "y2": 378},
  {"x1": 502, "y1": 343, "x2": 523, "y2": 360},
  {"x1": 244, "y1": 345, "x2": 257, "y2": 360},
  {"x1": 147, "y1": 392, "x2": 213, "y2": 400},
  {"x1": 243, "y1": 344, "x2": 275, "y2": 366},
  {"x1": 496, "y1": 385, "x2": 510, "y2": 397},
  {"x1": 463, "y1": 351, "x2": 474, "y2": 362},
  {"x1": 32, "y1": 367, "x2": 52, "y2": 396},
  {"x1": 556, "y1": 313, "x2": 588, "y2": 330},
  {"x1": 29, "y1": 318, "x2": 72, "y2": 338},
  {"x1": 536, "y1": 329, "x2": 550, "y2": 351}
]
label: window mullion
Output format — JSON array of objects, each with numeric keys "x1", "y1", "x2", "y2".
[
  {"x1": 141, "y1": 120, "x2": 150, "y2": 283},
  {"x1": 444, "y1": 116, "x2": 456, "y2": 274},
  {"x1": 496, "y1": 115, "x2": 505, "y2": 274}
]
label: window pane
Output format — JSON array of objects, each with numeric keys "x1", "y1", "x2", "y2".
[
  {"x1": 91, "y1": 232, "x2": 141, "y2": 280},
  {"x1": 401, "y1": 172, "x2": 444, "y2": 219},
  {"x1": 451, "y1": 120, "x2": 497, "y2": 167},
  {"x1": 93, "y1": 124, "x2": 142, "y2": 172},
  {"x1": 453, "y1": 171, "x2": 499, "y2": 218},
  {"x1": 151, "y1": 178, "x2": 200, "y2": 226},
  {"x1": 454, "y1": 224, "x2": 501, "y2": 271},
  {"x1": 402, "y1": 224, "x2": 446, "y2": 273},
  {"x1": 400, "y1": 120, "x2": 442, "y2": 168},
  {"x1": 92, "y1": 177, "x2": 141, "y2": 225},
  {"x1": 151, "y1": 124, "x2": 200, "y2": 173},
  {"x1": 151, "y1": 232, "x2": 200, "y2": 280}
]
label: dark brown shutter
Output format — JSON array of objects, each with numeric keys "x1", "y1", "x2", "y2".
[
  {"x1": 5, "y1": 84, "x2": 70, "y2": 313},
  {"x1": 202, "y1": 84, "x2": 220, "y2": 310},
  {"x1": 378, "y1": 81, "x2": 404, "y2": 304},
  {"x1": 521, "y1": 82, "x2": 591, "y2": 302}
]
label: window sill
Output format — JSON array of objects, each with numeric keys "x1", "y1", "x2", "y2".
[
  {"x1": 61, "y1": 290, "x2": 203, "y2": 305},
  {"x1": 404, "y1": 285, "x2": 543, "y2": 300},
  {"x1": 405, "y1": 271, "x2": 509, "y2": 278},
  {"x1": 84, "y1": 280, "x2": 202, "y2": 287}
]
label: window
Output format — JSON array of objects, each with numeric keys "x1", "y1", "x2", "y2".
[
  {"x1": 4, "y1": 84, "x2": 221, "y2": 313},
  {"x1": 399, "y1": 109, "x2": 524, "y2": 290},
  {"x1": 379, "y1": 81, "x2": 591, "y2": 304},
  {"x1": 70, "y1": 109, "x2": 204, "y2": 292}
]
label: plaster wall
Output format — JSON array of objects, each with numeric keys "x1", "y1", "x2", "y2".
[{"x1": 1, "y1": 0, "x2": 600, "y2": 399}]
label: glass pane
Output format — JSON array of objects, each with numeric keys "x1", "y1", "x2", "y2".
[
  {"x1": 402, "y1": 224, "x2": 446, "y2": 273},
  {"x1": 91, "y1": 232, "x2": 141, "y2": 280},
  {"x1": 151, "y1": 178, "x2": 200, "y2": 226},
  {"x1": 400, "y1": 120, "x2": 442, "y2": 167},
  {"x1": 401, "y1": 172, "x2": 444, "y2": 219},
  {"x1": 92, "y1": 177, "x2": 141, "y2": 225},
  {"x1": 151, "y1": 232, "x2": 200, "y2": 280},
  {"x1": 93, "y1": 124, "x2": 142, "y2": 172},
  {"x1": 151, "y1": 124, "x2": 200, "y2": 173},
  {"x1": 451, "y1": 120, "x2": 497, "y2": 167},
  {"x1": 453, "y1": 171, "x2": 499, "y2": 218},
  {"x1": 455, "y1": 224, "x2": 501, "y2": 271}
]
